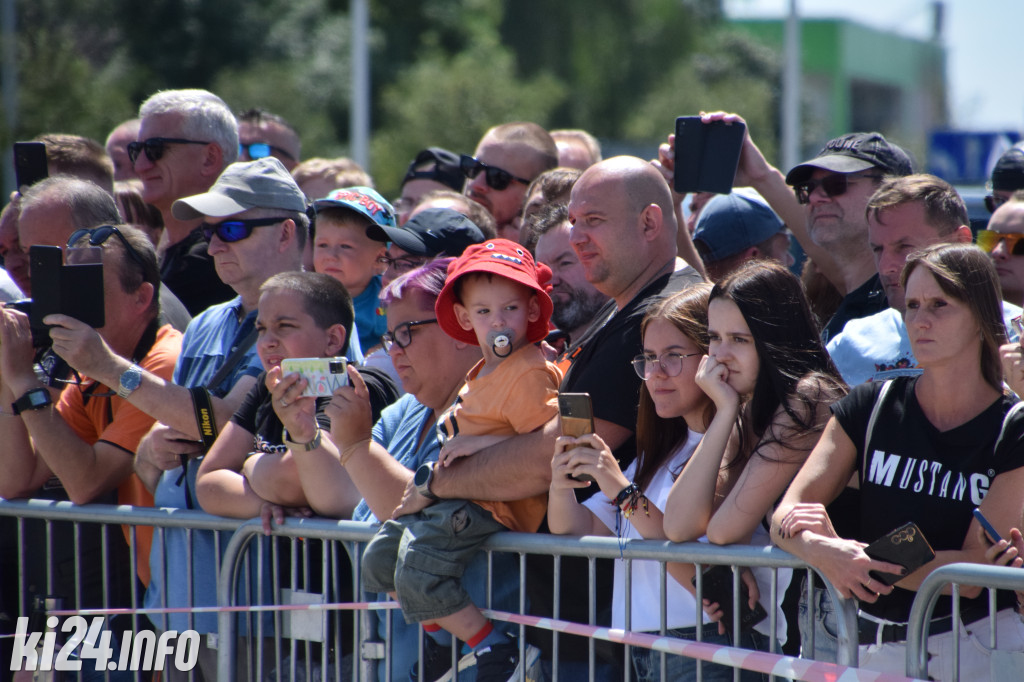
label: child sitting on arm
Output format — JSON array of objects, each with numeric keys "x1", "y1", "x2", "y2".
[{"x1": 361, "y1": 239, "x2": 562, "y2": 681}]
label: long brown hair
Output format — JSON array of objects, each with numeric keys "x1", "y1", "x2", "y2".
[
  {"x1": 901, "y1": 243, "x2": 1007, "y2": 391},
  {"x1": 634, "y1": 283, "x2": 714, "y2": 491}
]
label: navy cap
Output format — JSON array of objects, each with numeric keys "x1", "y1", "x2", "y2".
[
  {"x1": 366, "y1": 207, "x2": 485, "y2": 257},
  {"x1": 693, "y1": 192, "x2": 785, "y2": 262},
  {"x1": 786, "y1": 132, "x2": 914, "y2": 186}
]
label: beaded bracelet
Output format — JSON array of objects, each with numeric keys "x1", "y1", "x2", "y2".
[{"x1": 614, "y1": 483, "x2": 648, "y2": 519}]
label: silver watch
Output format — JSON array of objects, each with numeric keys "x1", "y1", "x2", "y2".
[
  {"x1": 117, "y1": 364, "x2": 143, "y2": 399},
  {"x1": 414, "y1": 462, "x2": 439, "y2": 500}
]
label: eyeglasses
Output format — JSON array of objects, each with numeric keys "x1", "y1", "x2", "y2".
[
  {"x1": 976, "y1": 230, "x2": 1024, "y2": 256},
  {"x1": 67, "y1": 225, "x2": 147, "y2": 269},
  {"x1": 239, "y1": 142, "x2": 296, "y2": 162},
  {"x1": 793, "y1": 173, "x2": 883, "y2": 205},
  {"x1": 201, "y1": 217, "x2": 289, "y2": 243},
  {"x1": 631, "y1": 351, "x2": 702, "y2": 380},
  {"x1": 377, "y1": 255, "x2": 426, "y2": 275},
  {"x1": 985, "y1": 194, "x2": 1008, "y2": 214},
  {"x1": 460, "y1": 155, "x2": 531, "y2": 191},
  {"x1": 382, "y1": 318, "x2": 437, "y2": 355},
  {"x1": 127, "y1": 137, "x2": 210, "y2": 165}
]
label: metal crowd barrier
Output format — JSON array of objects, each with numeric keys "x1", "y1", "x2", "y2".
[{"x1": 12, "y1": 500, "x2": 1004, "y2": 681}]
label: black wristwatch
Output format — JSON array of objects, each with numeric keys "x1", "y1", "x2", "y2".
[
  {"x1": 12, "y1": 387, "x2": 53, "y2": 415},
  {"x1": 414, "y1": 461, "x2": 440, "y2": 500}
]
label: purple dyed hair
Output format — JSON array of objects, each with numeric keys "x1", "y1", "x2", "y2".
[{"x1": 380, "y1": 257, "x2": 453, "y2": 307}]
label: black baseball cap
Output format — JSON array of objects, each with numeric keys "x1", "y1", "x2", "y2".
[
  {"x1": 991, "y1": 146, "x2": 1024, "y2": 192},
  {"x1": 365, "y1": 207, "x2": 485, "y2": 257},
  {"x1": 401, "y1": 147, "x2": 465, "y2": 192},
  {"x1": 785, "y1": 132, "x2": 914, "y2": 185}
]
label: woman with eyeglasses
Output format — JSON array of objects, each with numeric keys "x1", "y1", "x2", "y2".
[
  {"x1": 550, "y1": 283, "x2": 746, "y2": 682},
  {"x1": 662, "y1": 260, "x2": 847, "y2": 662},
  {"x1": 772, "y1": 244, "x2": 1024, "y2": 678}
]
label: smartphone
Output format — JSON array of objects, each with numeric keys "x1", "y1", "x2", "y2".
[
  {"x1": 864, "y1": 521, "x2": 936, "y2": 586},
  {"x1": 691, "y1": 564, "x2": 767, "y2": 633},
  {"x1": 280, "y1": 357, "x2": 349, "y2": 397},
  {"x1": 558, "y1": 392, "x2": 595, "y2": 484},
  {"x1": 673, "y1": 116, "x2": 746, "y2": 195},
  {"x1": 29, "y1": 245, "x2": 105, "y2": 338},
  {"x1": 973, "y1": 508, "x2": 1004, "y2": 544},
  {"x1": 14, "y1": 141, "x2": 48, "y2": 190}
]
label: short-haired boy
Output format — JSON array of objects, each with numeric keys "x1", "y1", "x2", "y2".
[{"x1": 361, "y1": 239, "x2": 562, "y2": 681}]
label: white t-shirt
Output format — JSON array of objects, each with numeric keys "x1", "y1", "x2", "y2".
[
  {"x1": 828, "y1": 302, "x2": 1022, "y2": 387},
  {"x1": 583, "y1": 430, "x2": 707, "y2": 631}
]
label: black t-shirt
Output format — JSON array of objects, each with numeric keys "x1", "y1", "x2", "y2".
[
  {"x1": 821, "y1": 273, "x2": 887, "y2": 344},
  {"x1": 160, "y1": 227, "x2": 236, "y2": 317},
  {"x1": 831, "y1": 376, "x2": 1024, "y2": 620},
  {"x1": 230, "y1": 367, "x2": 400, "y2": 450}
]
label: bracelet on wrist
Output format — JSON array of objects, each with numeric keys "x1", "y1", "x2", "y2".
[{"x1": 614, "y1": 482, "x2": 648, "y2": 519}]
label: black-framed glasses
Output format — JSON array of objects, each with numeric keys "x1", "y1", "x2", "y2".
[
  {"x1": 977, "y1": 230, "x2": 1024, "y2": 255},
  {"x1": 67, "y1": 225, "x2": 147, "y2": 269},
  {"x1": 377, "y1": 255, "x2": 426, "y2": 275},
  {"x1": 382, "y1": 318, "x2": 437, "y2": 355},
  {"x1": 985, "y1": 194, "x2": 1008, "y2": 214},
  {"x1": 631, "y1": 351, "x2": 702, "y2": 380},
  {"x1": 460, "y1": 155, "x2": 530, "y2": 191},
  {"x1": 201, "y1": 217, "x2": 288, "y2": 243},
  {"x1": 127, "y1": 137, "x2": 210, "y2": 165},
  {"x1": 239, "y1": 142, "x2": 296, "y2": 162},
  {"x1": 793, "y1": 173, "x2": 883, "y2": 205}
]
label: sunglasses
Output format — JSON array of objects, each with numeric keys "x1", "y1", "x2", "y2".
[
  {"x1": 201, "y1": 217, "x2": 288, "y2": 243},
  {"x1": 67, "y1": 225, "x2": 147, "y2": 268},
  {"x1": 381, "y1": 318, "x2": 437, "y2": 355},
  {"x1": 460, "y1": 155, "x2": 530, "y2": 191},
  {"x1": 985, "y1": 194, "x2": 1008, "y2": 214},
  {"x1": 631, "y1": 351, "x2": 702, "y2": 380},
  {"x1": 127, "y1": 137, "x2": 210, "y2": 165},
  {"x1": 793, "y1": 173, "x2": 883, "y2": 205},
  {"x1": 239, "y1": 142, "x2": 296, "y2": 162},
  {"x1": 976, "y1": 230, "x2": 1024, "y2": 256}
]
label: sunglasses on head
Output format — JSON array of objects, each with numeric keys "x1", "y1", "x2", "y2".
[
  {"x1": 239, "y1": 142, "x2": 296, "y2": 162},
  {"x1": 201, "y1": 217, "x2": 288, "y2": 243},
  {"x1": 793, "y1": 173, "x2": 883, "y2": 205},
  {"x1": 67, "y1": 225, "x2": 147, "y2": 268},
  {"x1": 127, "y1": 137, "x2": 210, "y2": 165},
  {"x1": 976, "y1": 230, "x2": 1024, "y2": 256},
  {"x1": 459, "y1": 155, "x2": 530, "y2": 191}
]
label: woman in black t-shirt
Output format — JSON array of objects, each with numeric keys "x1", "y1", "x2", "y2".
[{"x1": 773, "y1": 244, "x2": 1024, "y2": 677}]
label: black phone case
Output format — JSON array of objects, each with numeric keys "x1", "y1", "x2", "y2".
[
  {"x1": 673, "y1": 117, "x2": 745, "y2": 195},
  {"x1": 691, "y1": 564, "x2": 768, "y2": 632},
  {"x1": 14, "y1": 141, "x2": 49, "y2": 189},
  {"x1": 863, "y1": 522, "x2": 936, "y2": 586}
]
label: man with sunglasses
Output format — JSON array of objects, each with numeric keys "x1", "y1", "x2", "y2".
[
  {"x1": 463, "y1": 122, "x2": 558, "y2": 242},
  {"x1": 237, "y1": 107, "x2": 301, "y2": 171},
  {"x1": 979, "y1": 193, "x2": 1024, "y2": 306},
  {"x1": 135, "y1": 88, "x2": 239, "y2": 316}
]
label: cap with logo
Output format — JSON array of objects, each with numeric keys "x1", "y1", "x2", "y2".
[
  {"x1": 172, "y1": 157, "x2": 307, "y2": 220},
  {"x1": 366, "y1": 208, "x2": 485, "y2": 258},
  {"x1": 435, "y1": 239, "x2": 553, "y2": 346},
  {"x1": 693, "y1": 191, "x2": 785, "y2": 262},
  {"x1": 311, "y1": 186, "x2": 396, "y2": 228},
  {"x1": 785, "y1": 132, "x2": 914, "y2": 186}
]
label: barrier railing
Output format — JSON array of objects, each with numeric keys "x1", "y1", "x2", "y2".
[
  {"x1": 906, "y1": 562, "x2": 1024, "y2": 681},
  {"x1": 10, "y1": 500, "x2": 998, "y2": 681}
]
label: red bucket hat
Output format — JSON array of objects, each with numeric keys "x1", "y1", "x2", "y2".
[{"x1": 436, "y1": 239, "x2": 553, "y2": 346}]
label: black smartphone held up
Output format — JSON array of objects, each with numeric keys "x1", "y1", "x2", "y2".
[
  {"x1": 673, "y1": 117, "x2": 746, "y2": 195},
  {"x1": 973, "y1": 508, "x2": 1004, "y2": 545},
  {"x1": 558, "y1": 392, "x2": 596, "y2": 484},
  {"x1": 864, "y1": 521, "x2": 936, "y2": 586},
  {"x1": 29, "y1": 246, "x2": 105, "y2": 334},
  {"x1": 14, "y1": 141, "x2": 49, "y2": 190},
  {"x1": 691, "y1": 564, "x2": 768, "y2": 633}
]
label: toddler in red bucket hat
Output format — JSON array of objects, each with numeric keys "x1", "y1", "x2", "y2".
[{"x1": 360, "y1": 239, "x2": 559, "y2": 678}]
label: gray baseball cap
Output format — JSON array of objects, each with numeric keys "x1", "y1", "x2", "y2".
[{"x1": 172, "y1": 157, "x2": 307, "y2": 220}]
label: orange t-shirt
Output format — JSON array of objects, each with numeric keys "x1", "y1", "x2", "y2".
[
  {"x1": 56, "y1": 324, "x2": 183, "y2": 585},
  {"x1": 437, "y1": 344, "x2": 562, "y2": 533}
]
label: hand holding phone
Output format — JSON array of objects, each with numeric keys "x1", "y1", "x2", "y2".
[
  {"x1": 973, "y1": 508, "x2": 1004, "y2": 545},
  {"x1": 673, "y1": 116, "x2": 746, "y2": 195},
  {"x1": 864, "y1": 522, "x2": 936, "y2": 586},
  {"x1": 692, "y1": 565, "x2": 767, "y2": 633},
  {"x1": 558, "y1": 392, "x2": 596, "y2": 484},
  {"x1": 280, "y1": 357, "x2": 348, "y2": 397}
]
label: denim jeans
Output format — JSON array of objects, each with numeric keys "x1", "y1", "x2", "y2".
[
  {"x1": 629, "y1": 623, "x2": 733, "y2": 682},
  {"x1": 797, "y1": 582, "x2": 840, "y2": 663}
]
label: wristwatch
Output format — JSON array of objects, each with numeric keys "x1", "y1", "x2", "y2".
[
  {"x1": 414, "y1": 461, "x2": 440, "y2": 500},
  {"x1": 284, "y1": 428, "x2": 323, "y2": 452},
  {"x1": 12, "y1": 387, "x2": 53, "y2": 415},
  {"x1": 117, "y1": 364, "x2": 143, "y2": 399}
]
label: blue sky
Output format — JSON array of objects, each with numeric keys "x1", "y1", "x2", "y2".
[{"x1": 725, "y1": 0, "x2": 1024, "y2": 132}]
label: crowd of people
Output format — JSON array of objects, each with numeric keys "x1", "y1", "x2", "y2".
[{"x1": 2, "y1": 86, "x2": 1024, "y2": 682}]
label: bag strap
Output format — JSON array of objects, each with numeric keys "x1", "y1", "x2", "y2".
[
  {"x1": 861, "y1": 380, "x2": 895, "y2": 482},
  {"x1": 205, "y1": 325, "x2": 258, "y2": 392},
  {"x1": 993, "y1": 399, "x2": 1024, "y2": 457}
]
